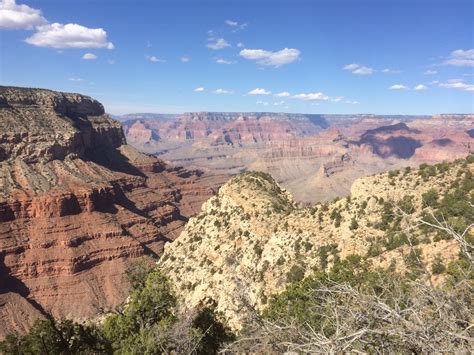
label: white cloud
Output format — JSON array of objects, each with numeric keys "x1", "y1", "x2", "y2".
[
  {"x1": 225, "y1": 20, "x2": 238, "y2": 26},
  {"x1": 273, "y1": 101, "x2": 285, "y2": 106},
  {"x1": 0, "y1": 0, "x2": 47, "y2": 29},
  {"x1": 68, "y1": 77, "x2": 83, "y2": 81},
  {"x1": 424, "y1": 69, "x2": 437, "y2": 75},
  {"x1": 180, "y1": 56, "x2": 190, "y2": 63},
  {"x1": 207, "y1": 38, "x2": 230, "y2": 50},
  {"x1": 224, "y1": 19, "x2": 247, "y2": 31},
  {"x1": 343, "y1": 63, "x2": 359, "y2": 70},
  {"x1": 439, "y1": 79, "x2": 474, "y2": 91},
  {"x1": 213, "y1": 88, "x2": 232, "y2": 94},
  {"x1": 331, "y1": 96, "x2": 344, "y2": 102},
  {"x1": 240, "y1": 48, "x2": 300, "y2": 67},
  {"x1": 146, "y1": 55, "x2": 165, "y2": 63},
  {"x1": 381, "y1": 68, "x2": 401, "y2": 74},
  {"x1": 215, "y1": 57, "x2": 235, "y2": 64},
  {"x1": 389, "y1": 84, "x2": 409, "y2": 90},
  {"x1": 248, "y1": 88, "x2": 271, "y2": 95},
  {"x1": 343, "y1": 63, "x2": 374, "y2": 75},
  {"x1": 82, "y1": 53, "x2": 97, "y2": 60},
  {"x1": 256, "y1": 100, "x2": 269, "y2": 106},
  {"x1": 25, "y1": 23, "x2": 114, "y2": 49},
  {"x1": 237, "y1": 42, "x2": 244, "y2": 48},
  {"x1": 444, "y1": 49, "x2": 474, "y2": 67},
  {"x1": 414, "y1": 84, "x2": 428, "y2": 91},
  {"x1": 345, "y1": 100, "x2": 359, "y2": 104},
  {"x1": 194, "y1": 87, "x2": 205, "y2": 92},
  {"x1": 293, "y1": 92, "x2": 329, "y2": 101},
  {"x1": 275, "y1": 91, "x2": 291, "y2": 97}
]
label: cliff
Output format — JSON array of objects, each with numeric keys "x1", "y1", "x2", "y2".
[{"x1": 0, "y1": 87, "x2": 217, "y2": 338}]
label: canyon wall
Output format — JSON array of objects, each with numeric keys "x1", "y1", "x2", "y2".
[
  {"x1": 122, "y1": 113, "x2": 473, "y2": 203},
  {"x1": 0, "y1": 87, "x2": 217, "y2": 338}
]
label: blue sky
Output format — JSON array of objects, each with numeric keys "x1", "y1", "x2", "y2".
[{"x1": 1, "y1": 0, "x2": 473, "y2": 114}]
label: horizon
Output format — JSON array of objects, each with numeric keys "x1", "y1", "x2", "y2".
[{"x1": 1, "y1": 0, "x2": 473, "y2": 115}]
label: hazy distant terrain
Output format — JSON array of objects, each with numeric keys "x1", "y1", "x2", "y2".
[{"x1": 121, "y1": 112, "x2": 474, "y2": 203}]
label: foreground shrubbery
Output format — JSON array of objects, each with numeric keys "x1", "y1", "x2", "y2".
[
  {"x1": 225, "y1": 256, "x2": 473, "y2": 353},
  {"x1": 0, "y1": 262, "x2": 233, "y2": 355}
]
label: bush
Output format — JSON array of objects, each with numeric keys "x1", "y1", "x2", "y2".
[
  {"x1": 286, "y1": 264, "x2": 305, "y2": 283},
  {"x1": 422, "y1": 189, "x2": 439, "y2": 208},
  {"x1": 431, "y1": 257, "x2": 446, "y2": 275}
]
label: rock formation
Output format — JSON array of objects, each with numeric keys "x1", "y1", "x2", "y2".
[
  {"x1": 0, "y1": 87, "x2": 217, "y2": 338},
  {"x1": 122, "y1": 113, "x2": 473, "y2": 203},
  {"x1": 159, "y1": 159, "x2": 473, "y2": 329}
]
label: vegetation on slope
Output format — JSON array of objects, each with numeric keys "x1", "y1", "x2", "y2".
[{"x1": 0, "y1": 258, "x2": 233, "y2": 354}]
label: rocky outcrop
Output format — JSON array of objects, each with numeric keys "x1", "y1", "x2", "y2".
[
  {"x1": 159, "y1": 160, "x2": 472, "y2": 329},
  {"x1": 0, "y1": 87, "x2": 217, "y2": 338}
]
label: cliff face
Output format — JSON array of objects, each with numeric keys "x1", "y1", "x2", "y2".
[{"x1": 0, "y1": 87, "x2": 216, "y2": 338}]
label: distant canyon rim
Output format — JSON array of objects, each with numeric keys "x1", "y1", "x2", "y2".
[{"x1": 121, "y1": 112, "x2": 474, "y2": 204}]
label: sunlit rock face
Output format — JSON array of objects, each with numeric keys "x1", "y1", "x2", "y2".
[{"x1": 0, "y1": 86, "x2": 218, "y2": 338}]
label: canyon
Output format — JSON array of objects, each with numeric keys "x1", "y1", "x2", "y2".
[
  {"x1": 122, "y1": 112, "x2": 474, "y2": 203},
  {"x1": 0, "y1": 87, "x2": 217, "y2": 338}
]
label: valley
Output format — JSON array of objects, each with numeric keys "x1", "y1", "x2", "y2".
[{"x1": 122, "y1": 112, "x2": 474, "y2": 203}]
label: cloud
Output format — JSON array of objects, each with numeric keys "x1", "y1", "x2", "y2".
[
  {"x1": 215, "y1": 57, "x2": 235, "y2": 64},
  {"x1": 414, "y1": 84, "x2": 427, "y2": 91},
  {"x1": 194, "y1": 87, "x2": 204, "y2": 92},
  {"x1": 213, "y1": 88, "x2": 232, "y2": 94},
  {"x1": 444, "y1": 49, "x2": 474, "y2": 67},
  {"x1": 237, "y1": 42, "x2": 244, "y2": 48},
  {"x1": 256, "y1": 100, "x2": 269, "y2": 106},
  {"x1": 273, "y1": 101, "x2": 285, "y2": 106},
  {"x1": 146, "y1": 55, "x2": 165, "y2": 63},
  {"x1": 180, "y1": 56, "x2": 190, "y2": 63},
  {"x1": 248, "y1": 88, "x2": 271, "y2": 95},
  {"x1": 207, "y1": 38, "x2": 230, "y2": 50},
  {"x1": 0, "y1": 0, "x2": 47, "y2": 29},
  {"x1": 345, "y1": 100, "x2": 359, "y2": 104},
  {"x1": 82, "y1": 53, "x2": 97, "y2": 60},
  {"x1": 343, "y1": 63, "x2": 359, "y2": 70},
  {"x1": 68, "y1": 77, "x2": 83, "y2": 81},
  {"x1": 107, "y1": 59, "x2": 115, "y2": 65},
  {"x1": 293, "y1": 92, "x2": 329, "y2": 101},
  {"x1": 331, "y1": 96, "x2": 344, "y2": 102},
  {"x1": 224, "y1": 19, "x2": 247, "y2": 31},
  {"x1": 389, "y1": 84, "x2": 409, "y2": 90},
  {"x1": 25, "y1": 23, "x2": 114, "y2": 49},
  {"x1": 240, "y1": 48, "x2": 300, "y2": 67},
  {"x1": 275, "y1": 91, "x2": 291, "y2": 97},
  {"x1": 381, "y1": 68, "x2": 401, "y2": 74},
  {"x1": 424, "y1": 69, "x2": 437, "y2": 75},
  {"x1": 439, "y1": 79, "x2": 474, "y2": 91},
  {"x1": 225, "y1": 20, "x2": 238, "y2": 26},
  {"x1": 343, "y1": 63, "x2": 374, "y2": 75}
]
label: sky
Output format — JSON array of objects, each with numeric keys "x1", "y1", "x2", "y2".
[{"x1": 0, "y1": 0, "x2": 473, "y2": 115}]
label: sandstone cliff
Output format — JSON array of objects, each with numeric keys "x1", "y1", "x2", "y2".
[{"x1": 0, "y1": 87, "x2": 216, "y2": 338}]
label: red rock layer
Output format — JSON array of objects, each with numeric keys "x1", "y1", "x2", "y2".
[{"x1": 0, "y1": 87, "x2": 219, "y2": 338}]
